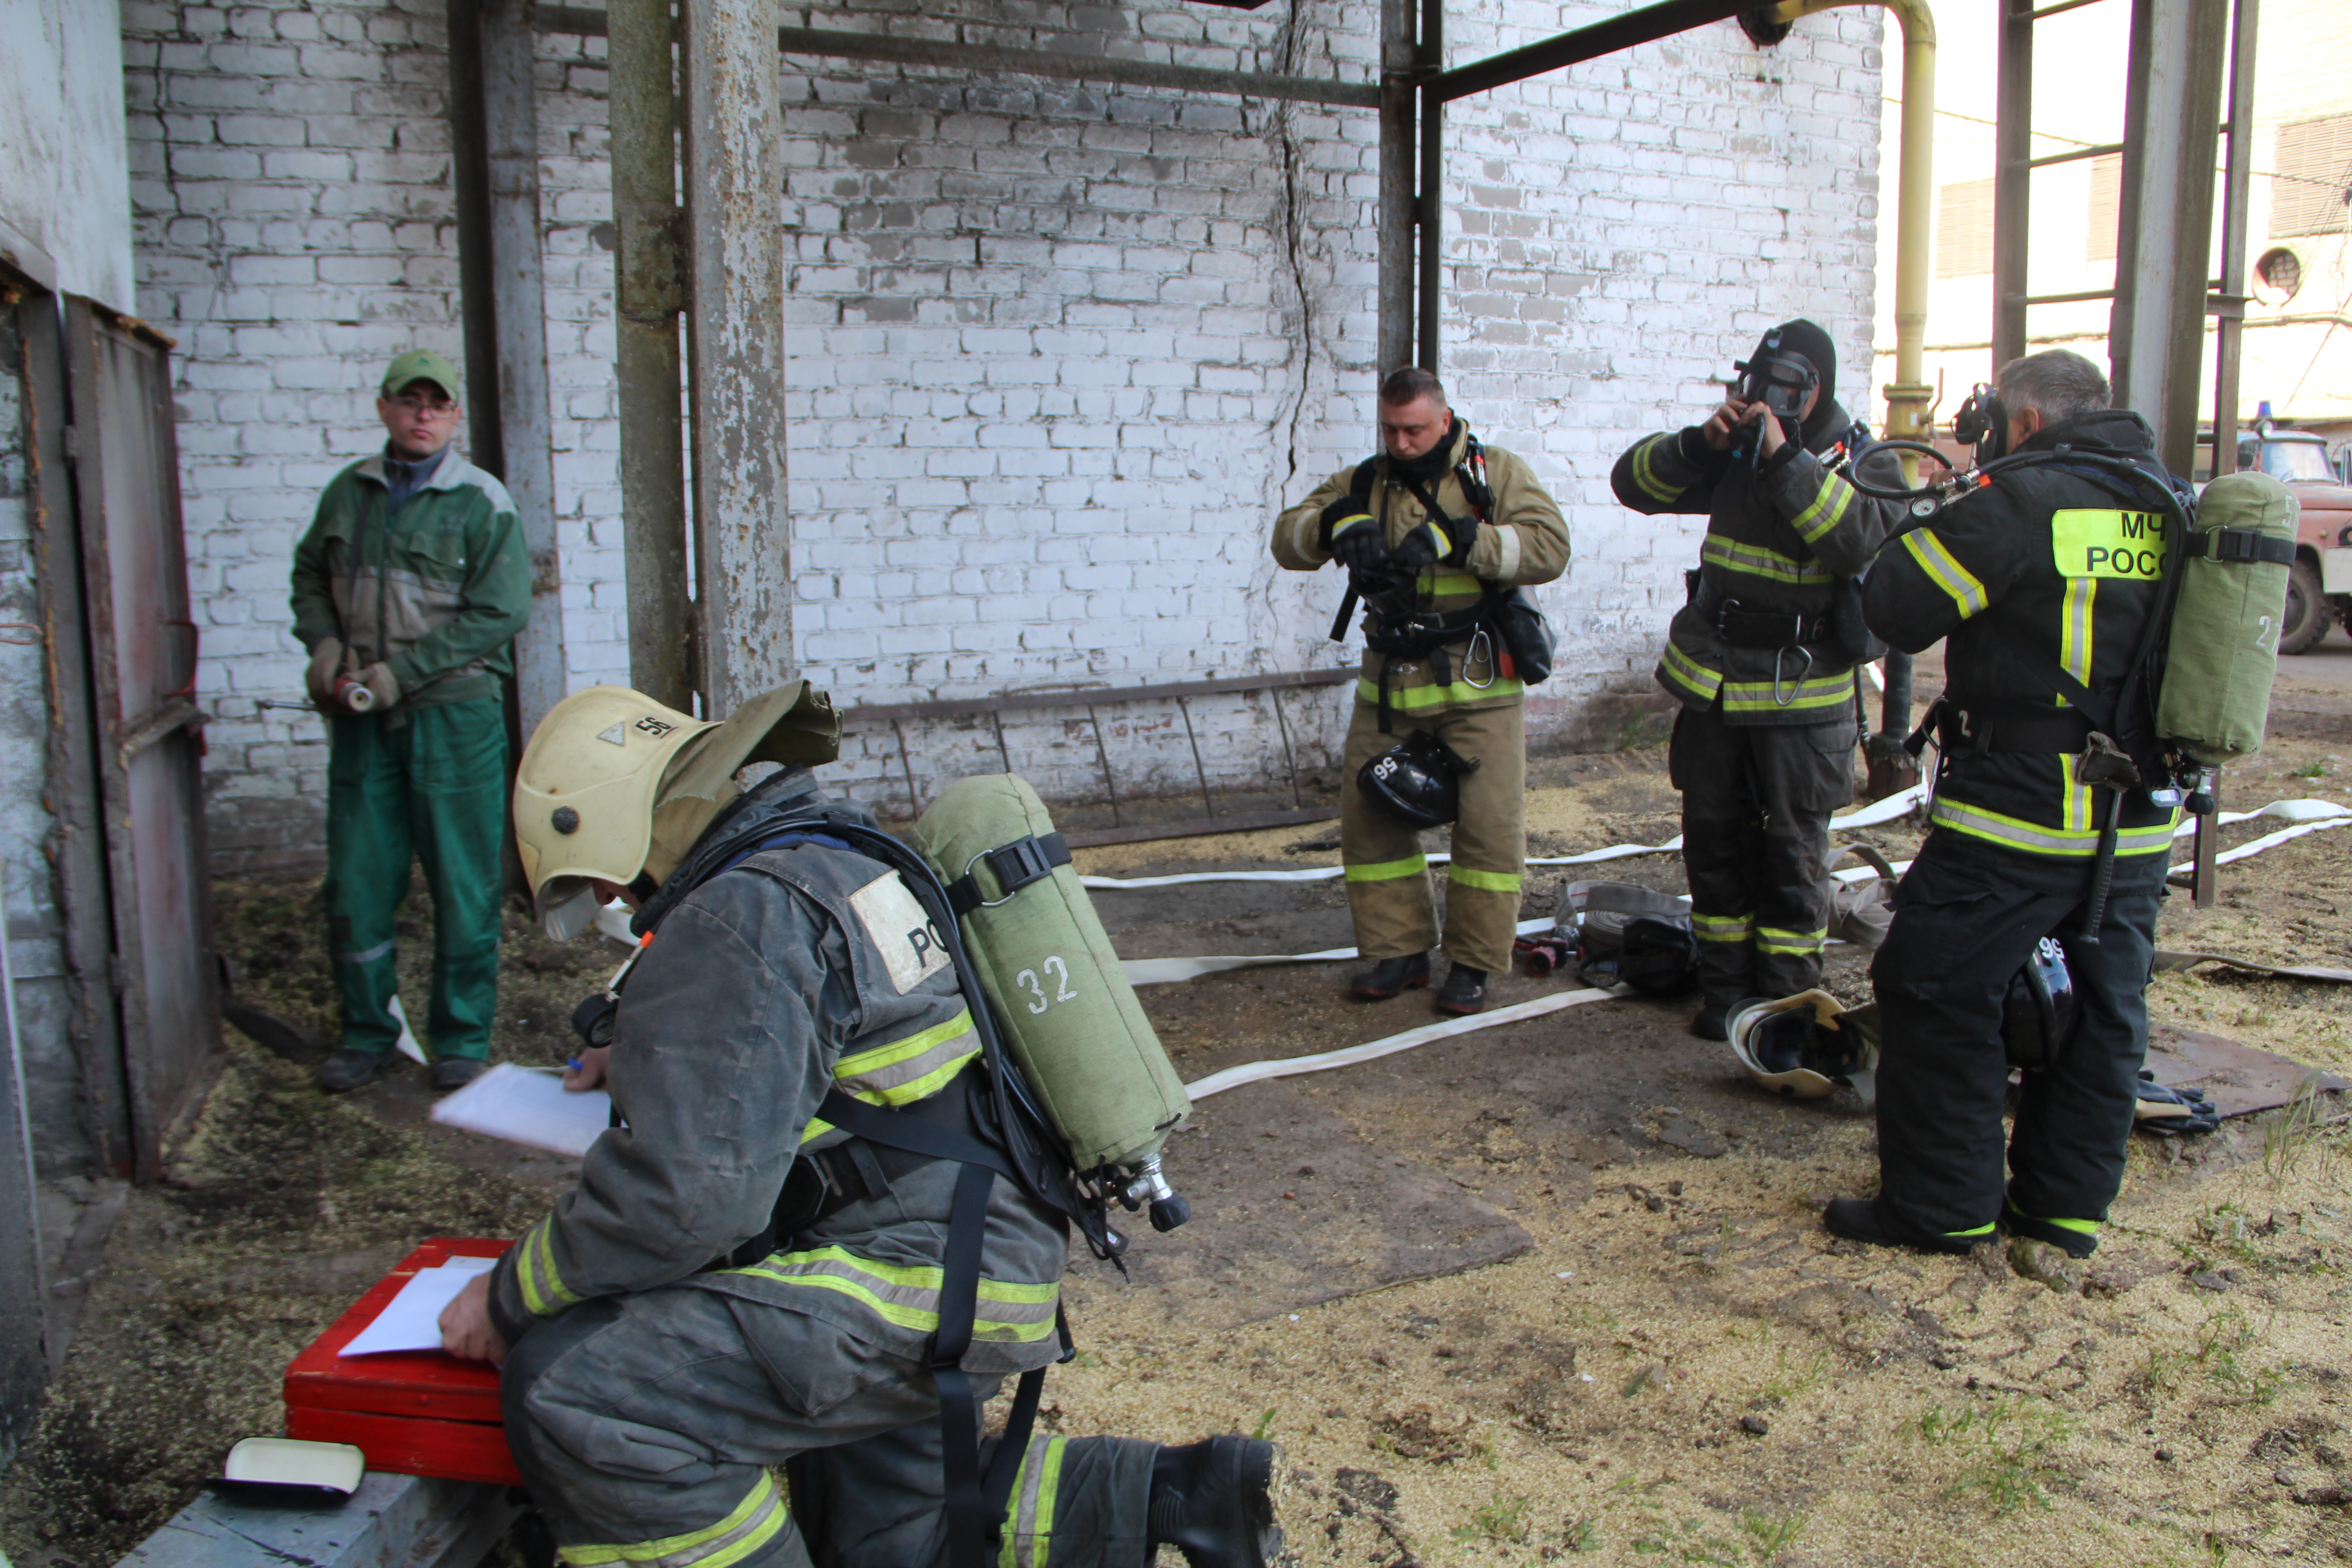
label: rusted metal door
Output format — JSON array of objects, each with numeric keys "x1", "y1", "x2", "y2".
[{"x1": 62, "y1": 299, "x2": 218, "y2": 1180}]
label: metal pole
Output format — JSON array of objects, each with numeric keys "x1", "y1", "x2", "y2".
[
  {"x1": 1416, "y1": 0, "x2": 1443, "y2": 372},
  {"x1": 610, "y1": 0, "x2": 692, "y2": 708},
  {"x1": 450, "y1": 0, "x2": 567, "y2": 741},
  {"x1": 681, "y1": 0, "x2": 791, "y2": 715},
  {"x1": 2110, "y1": 0, "x2": 2229, "y2": 475},
  {"x1": 2195, "y1": 0, "x2": 2257, "y2": 909},
  {"x1": 1990, "y1": 0, "x2": 2032, "y2": 370},
  {"x1": 1378, "y1": 0, "x2": 1416, "y2": 377}
]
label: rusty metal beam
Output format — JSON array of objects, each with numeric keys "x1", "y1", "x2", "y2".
[
  {"x1": 1378, "y1": 0, "x2": 1416, "y2": 376},
  {"x1": 681, "y1": 0, "x2": 790, "y2": 714},
  {"x1": 1427, "y1": 0, "x2": 1749, "y2": 102},
  {"x1": 536, "y1": 7, "x2": 1381, "y2": 108},
  {"x1": 841, "y1": 667, "x2": 1353, "y2": 725},
  {"x1": 609, "y1": 0, "x2": 692, "y2": 708}
]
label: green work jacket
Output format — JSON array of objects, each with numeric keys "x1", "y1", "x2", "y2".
[{"x1": 289, "y1": 446, "x2": 530, "y2": 709}]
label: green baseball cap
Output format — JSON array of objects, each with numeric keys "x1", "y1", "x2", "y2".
[{"x1": 380, "y1": 349, "x2": 462, "y2": 400}]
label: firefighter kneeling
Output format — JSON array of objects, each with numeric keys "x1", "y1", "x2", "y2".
[
  {"x1": 1825, "y1": 349, "x2": 2293, "y2": 1257},
  {"x1": 436, "y1": 682, "x2": 1279, "y2": 1568}
]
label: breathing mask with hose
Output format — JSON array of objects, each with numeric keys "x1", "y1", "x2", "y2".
[{"x1": 1730, "y1": 326, "x2": 1822, "y2": 470}]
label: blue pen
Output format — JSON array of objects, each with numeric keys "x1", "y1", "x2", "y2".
[{"x1": 567, "y1": 1058, "x2": 582, "y2": 1072}]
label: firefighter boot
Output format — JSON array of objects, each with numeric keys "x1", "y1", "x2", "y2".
[
  {"x1": 1351, "y1": 952, "x2": 1431, "y2": 1000},
  {"x1": 1148, "y1": 1436, "x2": 1282, "y2": 1568}
]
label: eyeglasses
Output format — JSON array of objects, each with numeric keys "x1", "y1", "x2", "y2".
[{"x1": 388, "y1": 394, "x2": 459, "y2": 417}]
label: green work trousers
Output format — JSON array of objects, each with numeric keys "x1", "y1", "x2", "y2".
[
  {"x1": 1340, "y1": 698, "x2": 1528, "y2": 974},
  {"x1": 324, "y1": 699, "x2": 507, "y2": 1062}
]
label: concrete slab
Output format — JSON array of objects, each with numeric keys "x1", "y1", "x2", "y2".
[
  {"x1": 116, "y1": 1471, "x2": 517, "y2": 1568},
  {"x1": 1071, "y1": 1076, "x2": 1532, "y2": 1331}
]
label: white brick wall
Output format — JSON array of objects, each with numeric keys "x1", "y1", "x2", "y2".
[{"x1": 121, "y1": 0, "x2": 1884, "y2": 863}]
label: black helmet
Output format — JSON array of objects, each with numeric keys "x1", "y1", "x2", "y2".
[
  {"x1": 2002, "y1": 936, "x2": 2079, "y2": 1072},
  {"x1": 1357, "y1": 730, "x2": 1480, "y2": 830}
]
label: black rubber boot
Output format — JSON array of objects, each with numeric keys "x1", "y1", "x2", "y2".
[
  {"x1": 1148, "y1": 1437, "x2": 1280, "y2": 1568},
  {"x1": 1350, "y1": 952, "x2": 1430, "y2": 1000},
  {"x1": 1688, "y1": 1006, "x2": 1730, "y2": 1042},
  {"x1": 317, "y1": 1047, "x2": 402, "y2": 1094},
  {"x1": 1823, "y1": 1196, "x2": 1982, "y2": 1255},
  {"x1": 1435, "y1": 964, "x2": 1488, "y2": 1016}
]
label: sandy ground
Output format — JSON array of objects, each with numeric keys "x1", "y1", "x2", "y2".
[{"x1": 8, "y1": 649, "x2": 2352, "y2": 1568}]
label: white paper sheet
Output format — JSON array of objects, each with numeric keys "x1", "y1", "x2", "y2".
[
  {"x1": 429, "y1": 1062, "x2": 613, "y2": 1158},
  {"x1": 338, "y1": 1258, "x2": 496, "y2": 1357}
]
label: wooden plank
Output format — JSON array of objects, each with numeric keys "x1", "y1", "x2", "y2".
[
  {"x1": 1062, "y1": 806, "x2": 1337, "y2": 849},
  {"x1": 2146, "y1": 1023, "x2": 2351, "y2": 1119},
  {"x1": 116, "y1": 1471, "x2": 519, "y2": 1568}
]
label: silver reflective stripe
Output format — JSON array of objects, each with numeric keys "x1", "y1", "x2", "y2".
[
  {"x1": 1000, "y1": 1436, "x2": 1064, "y2": 1568},
  {"x1": 333, "y1": 938, "x2": 397, "y2": 965}
]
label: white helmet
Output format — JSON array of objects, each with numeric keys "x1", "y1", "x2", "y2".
[
  {"x1": 1727, "y1": 990, "x2": 1879, "y2": 1104},
  {"x1": 514, "y1": 682, "x2": 840, "y2": 938}
]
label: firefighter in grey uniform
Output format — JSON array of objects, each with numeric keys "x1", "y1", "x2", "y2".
[
  {"x1": 1826, "y1": 351, "x2": 2181, "y2": 1258},
  {"x1": 436, "y1": 683, "x2": 1279, "y2": 1568},
  {"x1": 1610, "y1": 320, "x2": 1907, "y2": 1038}
]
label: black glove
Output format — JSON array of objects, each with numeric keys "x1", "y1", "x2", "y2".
[
  {"x1": 1391, "y1": 514, "x2": 1475, "y2": 573},
  {"x1": 1322, "y1": 495, "x2": 1388, "y2": 573},
  {"x1": 2134, "y1": 1072, "x2": 2220, "y2": 1137}
]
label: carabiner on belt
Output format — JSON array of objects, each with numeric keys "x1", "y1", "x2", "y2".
[
  {"x1": 1771, "y1": 644, "x2": 1814, "y2": 708},
  {"x1": 1463, "y1": 629, "x2": 1496, "y2": 690}
]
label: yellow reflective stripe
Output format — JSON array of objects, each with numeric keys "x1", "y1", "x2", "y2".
[
  {"x1": 1631, "y1": 433, "x2": 1683, "y2": 503},
  {"x1": 1690, "y1": 912, "x2": 1751, "y2": 942},
  {"x1": 1719, "y1": 674, "x2": 1854, "y2": 713},
  {"x1": 1000, "y1": 1436, "x2": 1067, "y2": 1568},
  {"x1": 1930, "y1": 797, "x2": 2180, "y2": 858},
  {"x1": 1754, "y1": 926, "x2": 1827, "y2": 955},
  {"x1": 1659, "y1": 642, "x2": 1723, "y2": 703},
  {"x1": 1701, "y1": 534, "x2": 1833, "y2": 585},
  {"x1": 833, "y1": 1009, "x2": 980, "y2": 1108},
  {"x1": 1355, "y1": 676, "x2": 1527, "y2": 709},
  {"x1": 1787, "y1": 471, "x2": 1853, "y2": 544},
  {"x1": 1899, "y1": 529, "x2": 1989, "y2": 619},
  {"x1": 2059, "y1": 576, "x2": 2096, "y2": 707},
  {"x1": 1328, "y1": 512, "x2": 1374, "y2": 537},
  {"x1": 1345, "y1": 853, "x2": 1428, "y2": 883},
  {"x1": 1424, "y1": 570, "x2": 1482, "y2": 595},
  {"x1": 1943, "y1": 1223, "x2": 1996, "y2": 1239},
  {"x1": 729, "y1": 1247, "x2": 1062, "y2": 1342},
  {"x1": 560, "y1": 1472, "x2": 788, "y2": 1568},
  {"x1": 1447, "y1": 864, "x2": 1524, "y2": 893},
  {"x1": 517, "y1": 1218, "x2": 580, "y2": 1318}
]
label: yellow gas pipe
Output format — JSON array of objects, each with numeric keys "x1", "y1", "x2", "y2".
[{"x1": 1766, "y1": 0, "x2": 1937, "y2": 465}]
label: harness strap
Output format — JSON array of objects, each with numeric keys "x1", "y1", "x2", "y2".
[
  {"x1": 2186, "y1": 527, "x2": 2295, "y2": 566},
  {"x1": 946, "y1": 833, "x2": 1070, "y2": 916},
  {"x1": 813, "y1": 1088, "x2": 1041, "y2": 1568}
]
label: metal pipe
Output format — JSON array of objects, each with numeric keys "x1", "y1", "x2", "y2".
[
  {"x1": 446, "y1": 1, "x2": 504, "y2": 484},
  {"x1": 1416, "y1": 0, "x2": 1443, "y2": 371},
  {"x1": 681, "y1": 0, "x2": 791, "y2": 715},
  {"x1": 1377, "y1": 0, "x2": 1416, "y2": 375},
  {"x1": 1991, "y1": 0, "x2": 2031, "y2": 368},
  {"x1": 610, "y1": 0, "x2": 692, "y2": 708},
  {"x1": 536, "y1": 8, "x2": 1381, "y2": 107},
  {"x1": 2109, "y1": 0, "x2": 2230, "y2": 474},
  {"x1": 1429, "y1": 0, "x2": 1750, "y2": 102}
]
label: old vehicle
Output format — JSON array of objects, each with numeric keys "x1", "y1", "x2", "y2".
[{"x1": 2194, "y1": 425, "x2": 2352, "y2": 654}]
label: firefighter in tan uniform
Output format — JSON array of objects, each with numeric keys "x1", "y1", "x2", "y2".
[{"x1": 1271, "y1": 369, "x2": 1571, "y2": 1015}]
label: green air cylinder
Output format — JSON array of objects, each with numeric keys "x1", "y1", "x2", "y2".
[
  {"x1": 2156, "y1": 470, "x2": 2298, "y2": 767},
  {"x1": 911, "y1": 774, "x2": 1190, "y2": 1172}
]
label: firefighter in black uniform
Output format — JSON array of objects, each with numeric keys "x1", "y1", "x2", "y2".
[
  {"x1": 1611, "y1": 320, "x2": 1907, "y2": 1039},
  {"x1": 1827, "y1": 350, "x2": 2179, "y2": 1259}
]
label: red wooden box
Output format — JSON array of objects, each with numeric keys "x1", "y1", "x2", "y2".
[{"x1": 284, "y1": 1236, "x2": 522, "y2": 1485}]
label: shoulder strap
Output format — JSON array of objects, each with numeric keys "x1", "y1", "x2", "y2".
[{"x1": 1348, "y1": 457, "x2": 1378, "y2": 501}]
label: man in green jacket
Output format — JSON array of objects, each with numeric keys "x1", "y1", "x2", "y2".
[{"x1": 289, "y1": 350, "x2": 531, "y2": 1093}]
